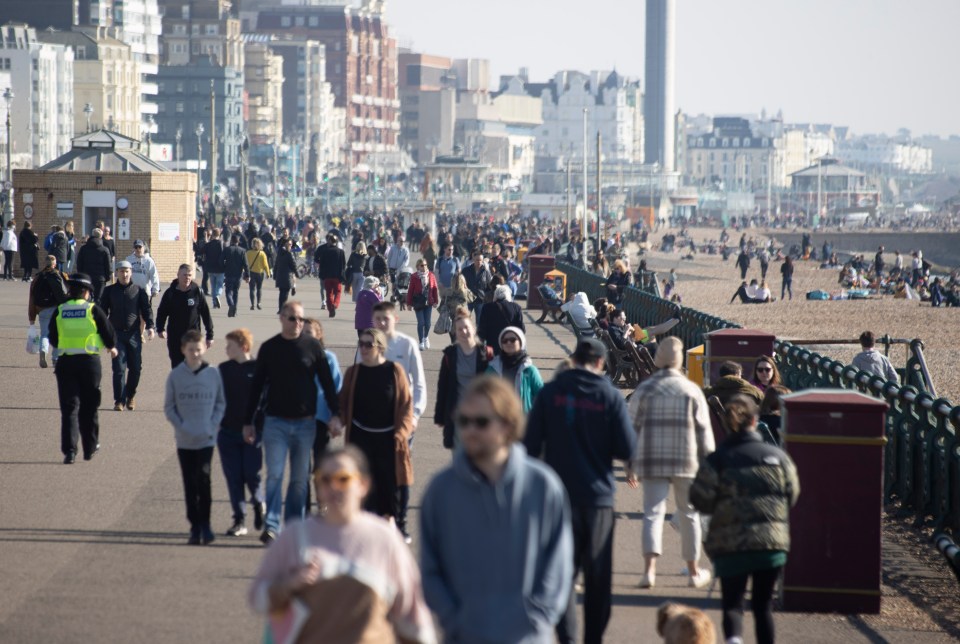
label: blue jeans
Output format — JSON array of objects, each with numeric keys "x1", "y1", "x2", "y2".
[
  {"x1": 261, "y1": 416, "x2": 315, "y2": 533},
  {"x1": 217, "y1": 428, "x2": 264, "y2": 523},
  {"x1": 415, "y1": 306, "x2": 433, "y2": 343},
  {"x1": 224, "y1": 276, "x2": 241, "y2": 311},
  {"x1": 209, "y1": 272, "x2": 225, "y2": 299},
  {"x1": 38, "y1": 306, "x2": 57, "y2": 358},
  {"x1": 112, "y1": 329, "x2": 143, "y2": 403}
]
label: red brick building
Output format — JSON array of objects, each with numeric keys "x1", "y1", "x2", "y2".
[{"x1": 254, "y1": 2, "x2": 399, "y2": 164}]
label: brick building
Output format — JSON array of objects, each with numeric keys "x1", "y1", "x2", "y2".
[
  {"x1": 253, "y1": 0, "x2": 399, "y2": 164},
  {"x1": 12, "y1": 130, "x2": 196, "y2": 281}
]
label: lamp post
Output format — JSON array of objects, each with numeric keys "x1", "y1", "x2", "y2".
[
  {"x1": 83, "y1": 102, "x2": 93, "y2": 133},
  {"x1": 144, "y1": 114, "x2": 154, "y2": 158},
  {"x1": 195, "y1": 123, "x2": 204, "y2": 217},
  {"x1": 581, "y1": 107, "x2": 588, "y2": 267},
  {"x1": 175, "y1": 126, "x2": 182, "y2": 167},
  {"x1": 3, "y1": 87, "x2": 12, "y2": 224}
]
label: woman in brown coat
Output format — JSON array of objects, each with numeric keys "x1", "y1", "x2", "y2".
[{"x1": 335, "y1": 328, "x2": 414, "y2": 526}]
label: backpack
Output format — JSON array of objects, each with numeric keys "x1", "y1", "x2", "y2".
[{"x1": 35, "y1": 271, "x2": 68, "y2": 308}]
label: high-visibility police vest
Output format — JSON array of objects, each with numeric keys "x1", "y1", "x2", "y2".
[{"x1": 55, "y1": 299, "x2": 104, "y2": 355}]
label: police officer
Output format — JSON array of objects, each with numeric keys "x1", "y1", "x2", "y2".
[{"x1": 48, "y1": 273, "x2": 118, "y2": 464}]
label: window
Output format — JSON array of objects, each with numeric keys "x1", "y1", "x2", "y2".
[
  {"x1": 181, "y1": 5, "x2": 189, "y2": 19},
  {"x1": 309, "y1": 16, "x2": 318, "y2": 26},
  {"x1": 176, "y1": 82, "x2": 184, "y2": 93},
  {"x1": 743, "y1": 137, "x2": 750, "y2": 146},
  {"x1": 762, "y1": 137, "x2": 769, "y2": 147},
  {"x1": 334, "y1": 41, "x2": 341, "y2": 51},
  {"x1": 205, "y1": 24, "x2": 218, "y2": 35},
  {"x1": 173, "y1": 24, "x2": 186, "y2": 35},
  {"x1": 191, "y1": 24, "x2": 200, "y2": 35},
  {"x1": 709, "y1": 138, "x2": 716, "y2": 148},
  {"x1": 281, "y1": 16, "x2": 291, "y2": 27},
  {"x1": 176, "y1": 102, "x2": 184, "y2": 113},
  {"x1": 732, "y1": 138, "x2": 739, "y2": 147},
  {"x1": 697, "y1": 137, "x2": 703, "y2": 147},
  {"x1": 721, "y1": 138, "x2": 728, "y2": 147},
  {"x1": 158, "y1": 82, "x2": 165, "y2": 93},
  {"x1": 192, "y1": 42, "x2": 200, "y2": 55},
  {"x1": 295, "y1": 16, "x2": 305, "y2": 26}
]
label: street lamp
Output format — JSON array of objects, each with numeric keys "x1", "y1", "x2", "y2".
[
  {"x1": 195, "y1": 123, "x2": 205, "y2": 217},
  {"x1": 83, "y1": 102, "x2": 93, "y2": 133},
  {"x1": 143, "y1": 115, "x2": 154, "y2": 158},
  {"x1": 3, "y1": 88, "x2": 13, "y2": 177},
  {"x1": 175, "y1": 126, "x2": 182, "y2": 167}
]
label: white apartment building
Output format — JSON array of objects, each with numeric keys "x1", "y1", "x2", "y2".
[
  {"x1": 0, "y1": 25, "x2": 74, "y2": 168},
  {"x1": 837, "y1": 136, "x2": 933, "y2": 174},
  {"x1": 522, "y1": 70, "x2": 643, "y2": 163}
]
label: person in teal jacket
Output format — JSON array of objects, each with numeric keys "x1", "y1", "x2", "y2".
[{"x1": 486, "y1": 326, "x2": 543, "y2": 414}]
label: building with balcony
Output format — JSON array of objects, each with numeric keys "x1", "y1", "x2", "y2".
[
  {"x1": 253, "y1": 0, "x2": 399, "y2": 164},
  {"x1": 243, "y1": 41, "x2": 283, "y2": 147},
  {"x1": 0, "y1": 24, "x2": 74, "y2": 168},
  {"x1": 837, "y1": 135, "x2": 933, "y2": 175}
]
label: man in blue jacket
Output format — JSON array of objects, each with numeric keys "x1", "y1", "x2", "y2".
[
  {"x1": 525, "y1": 338, "x2": 637, "y2": 644},
  {"x1": 420, "y1": 375, "x2": 572, "y2": 643}
]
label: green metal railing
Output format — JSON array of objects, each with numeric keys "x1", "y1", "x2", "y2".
[{"x1": 555, "y1": 261, "x2": 960, "y2": 538}]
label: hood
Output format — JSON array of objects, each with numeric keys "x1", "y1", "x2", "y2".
[
  {"x1": 498, "y1": 326, "x2": 527, "y2": 351},
  {"x1": 452, "y1": 442, "x2": 526, "y2": 490},
  {"x1": 570, "y1": 292, "x2": 597, "y2": 316},
  {"x1": 554, "y1": 366, "x2": 608, "y2": 396},
  {"x1": 168, "y1": 279, "x2": 202, "y2": 296}
]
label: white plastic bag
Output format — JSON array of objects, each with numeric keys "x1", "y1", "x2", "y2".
[{"x1": 25, "y1": 324, "x2": 40, "y2": 355}]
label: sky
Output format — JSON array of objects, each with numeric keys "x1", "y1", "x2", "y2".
[{"x1": 388, "y1": 0, "x2": 960, "y2": 138}]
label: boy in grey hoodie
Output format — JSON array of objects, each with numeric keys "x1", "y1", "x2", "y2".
[{"x1": 164, "y1": 329, "x2": 226, "y2": 545}]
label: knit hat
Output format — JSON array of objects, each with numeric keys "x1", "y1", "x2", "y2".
[
  {"x1": 653, "y1": 336, "x2": 684, "y2": 369},
  {"x1": 498, "y1": 326, "x2": 526, "y2": 351}
]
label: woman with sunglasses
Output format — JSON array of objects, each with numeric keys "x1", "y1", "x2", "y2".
[
  {"x1": 334, "y1": 329, "x2": 414, "y2": 526},
  {"x1": 249, "y1": 446, "x2": 436, "y2": 643},
  {"x1": 751, "y1": 356, "x2": 782, "y2": 393},
  {"x1": 486, "y1": 327, "x2": 543, "y2": 414}
]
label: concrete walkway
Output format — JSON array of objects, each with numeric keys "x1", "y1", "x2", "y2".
[{"x1": 0, "y1": 274, "x2": 954, "y2": 643}]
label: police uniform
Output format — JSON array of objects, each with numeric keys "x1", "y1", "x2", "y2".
[{"x1": 49, "y1": 275, "x2": 117, "y2": 464}]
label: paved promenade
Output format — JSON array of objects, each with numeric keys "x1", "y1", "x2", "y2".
[{"x1": 0, "y1": 275, "x2": 955, "y2": 643}]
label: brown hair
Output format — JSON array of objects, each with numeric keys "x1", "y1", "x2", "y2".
[
  {"x1": 753, "y1": 355, "x2": 782, "y2": 386},
  {"x1": 180, "y1": 329, "x2": 204, "y2": 347},
  {"x1": 859, "y1": 330, "x2": 875, "y2": 348},
  {"x1": 453, "y1": 305, "x2": 471, "y2": 321},
  {"x1": 314, "y1": 445, "x2": 371, "y2": 484},
  {"x1": 724, "y1": 394, "x2": 759, "y2": 433},
  {"x1": 759, "y1": 384, "x2": 791, "y2": 416},
  {"x1": 225, "y1": 328, "x2": 254, "y2": 352},
  {"x1": 459, "y1": 375, "x2": 525, "y2": 444},
  {"x1": 373, "y1": 301, "x2": 397, "y2": 315},
  {"x1": 302, "y1": 318, "x2": 325, "y2": 349}
]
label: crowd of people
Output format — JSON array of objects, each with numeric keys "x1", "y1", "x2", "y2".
[{"x1": 20, "y1": 208, "x2": 816, "y2": 644}]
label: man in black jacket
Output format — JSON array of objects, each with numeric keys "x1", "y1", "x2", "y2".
[
  {"x1": 156, "y1": 264, "x2": 214, "y2": 368},
  {"x1": 100, "y1": 261, "x2": 155, "y2": 411},
  {"x1": 76, "y1": 228, "x2": 112, "y2": 304},
  {"x1": 203, "y1": 228, "x2": 226, "y2": 308},
  {"x1": 525, "y1": 338, "x2": 636, "y2": 644},
  {"x1": 314, "y1": 234, "x2": 346, "y2": 317},
  {"x1": 222, "y1": 234, "x2": 250, "y2": 317},
  {"x1": 460, "y1": 250, "x2": 492, "y2": 315}
]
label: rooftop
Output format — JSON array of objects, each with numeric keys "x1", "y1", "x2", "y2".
[{"x1": 39, "y1": 130, "x2": 169, "y2": 173}]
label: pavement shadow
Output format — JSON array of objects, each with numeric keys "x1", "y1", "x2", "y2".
[
  {"x1": 611, "y1": 593, "x2": 720, "y2": 609},
  {"x1": 0, "y1": 527, "x2": 266, "y2": 549},
  {"x1": 524, "y1": 312, "x2": 576, "y2": 356}
]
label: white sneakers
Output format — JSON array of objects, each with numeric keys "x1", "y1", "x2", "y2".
[
  {"x1": 637, "y1": 568, "x2": 711, "y2": 589},
  {"x1": 688, "y1": 569, "x2": 713, "y2": 589},
  {"x1": 419, "y1": 338, "x2": 431, "y2": 351}
]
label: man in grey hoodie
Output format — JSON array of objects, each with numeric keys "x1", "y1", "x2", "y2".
[
  {"x1": 851, "y1": 330, "x2": 899, "y2": 383},
  {"x1": 164, "y1": 329, "x2": 226, "y2": 545},
  {"x1": 420, "y1": 375, "x2": 573, "y2": 643}
]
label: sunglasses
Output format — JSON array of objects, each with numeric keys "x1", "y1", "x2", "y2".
[
  {"x1": 501, "y1": 337, "x2": 520, "y2": 345},
  {"x1": 456, "y1": 414, "x2": 496, "y2": 430},
  {"x1": 317, "y1": 470, "x2": 359, "y2": 490},
  {"x1": 286, "y1": 316, "x2": 305, "y2": 323},
  {"x1": 756, "y1": 367, "x2": 773, "y2": 373},
  {"x1": 357, "y1": 340, "x2": 376, "y2": 349}
]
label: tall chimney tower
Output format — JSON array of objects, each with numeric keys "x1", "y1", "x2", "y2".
[{"x1": 644, "y1": 0, "x2": 675, "y2": 172}]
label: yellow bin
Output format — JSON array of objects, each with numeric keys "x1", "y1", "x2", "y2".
[
  {"x1": 544, "y1": 269, "x2": 567, "y2": 301},
  {"x1": 687, "y1": 344, "x2": 706, "y2": 387}
]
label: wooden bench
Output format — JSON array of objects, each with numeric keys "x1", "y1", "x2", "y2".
[
  {"x1": 596, "y1": 329, "x2": 639, "y2": 388},
  {"x1": 534, "y1": 284, "x2": 567, "y2": 324}
]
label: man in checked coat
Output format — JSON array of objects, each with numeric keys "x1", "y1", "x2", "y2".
[{"x1": 625, "y1": 336, "x2": 715, "y2": 591}]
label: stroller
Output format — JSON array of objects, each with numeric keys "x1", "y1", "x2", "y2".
[{"x1": 391, "y1": 266, "x2": 413, "y2": 311}]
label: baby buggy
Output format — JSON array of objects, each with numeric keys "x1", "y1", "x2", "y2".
[{"x1": 391, "y1": 266, "x2": 413, "y2": 311}]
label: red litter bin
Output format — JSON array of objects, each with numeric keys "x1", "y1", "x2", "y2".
[
  {"x1": 704, "y1": 328, "x2": 776, "y2": 386},
  {"x1": 526, "y1": 254, "x2": 556, "y2": 310},
  {"x1": 780, "y1": 389, "x2": 888, "y2": 614}
]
